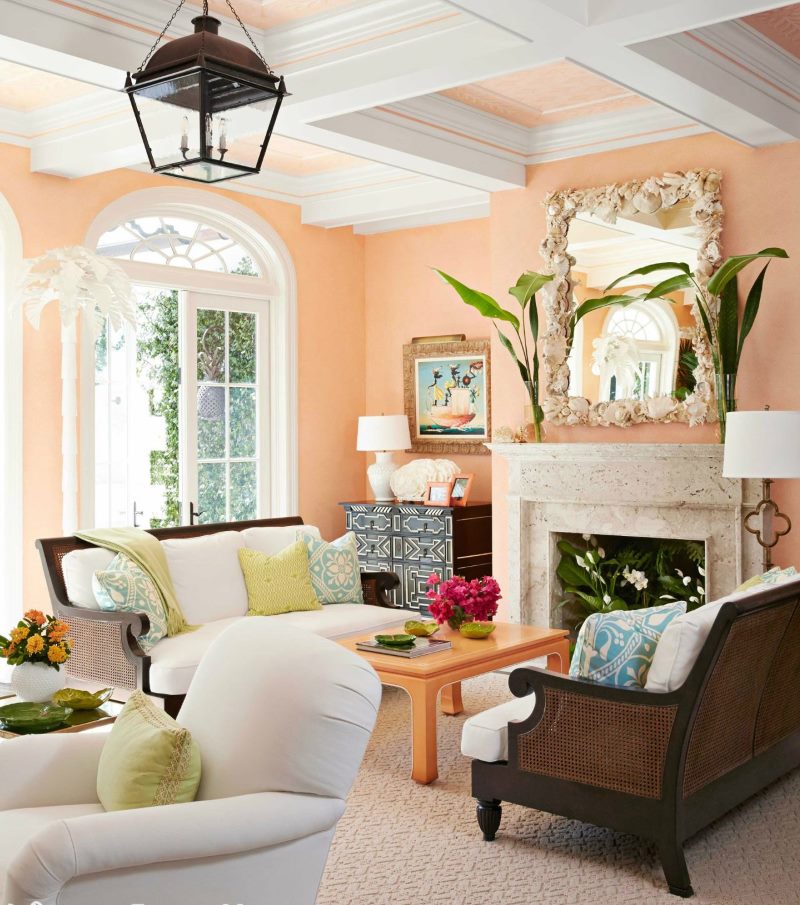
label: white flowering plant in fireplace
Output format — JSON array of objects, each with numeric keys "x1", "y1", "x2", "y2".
[{"x1": 557, "y1": 535, "x2": 706, "y2": 631}]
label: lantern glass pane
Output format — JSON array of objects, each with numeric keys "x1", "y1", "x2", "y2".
[
  {"x1": 132, "y1": 72, "x2": 203, "y2": 170},
  {"x1": 202, "y1": 88, "x2": 279, "y2": 171}
]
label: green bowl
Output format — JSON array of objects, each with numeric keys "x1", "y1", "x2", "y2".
[
  {"x1": 0, "y1": 702, "x2": 73, "y2": 733},
  {"x1": 52, "y1": 687, "x2": 113, "y2": 711},
  {"x1": 458, "y1": 622, "x2": 496, "y2": 639},
  {"x1": 374, "y1": 633, "x2": 417, "y2": 648},
  {"x1": 404, "y1": 620, "x2": 440, "y2": 637}
]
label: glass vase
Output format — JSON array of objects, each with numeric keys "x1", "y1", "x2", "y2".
[
  {"x1": 523, "y1": 380, "x2": 544, "y2": 443},
  {"x1": 446, "y1": 607, "x2": 473, "y2": 631},
  {"x1": 715, "y1": 372, "x2": 737, "y2": 443}
]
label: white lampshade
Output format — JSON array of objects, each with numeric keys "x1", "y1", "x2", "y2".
[
  {"x1": 723, "y1": 411, "x2": 800, "y2": 478},
  {"x1": 357, "y1": 415, "x2": 411, "y2": 452}
]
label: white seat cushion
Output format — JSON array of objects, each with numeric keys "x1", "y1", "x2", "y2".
[
  {"x1": 161, "y1": 531, "x2": 248, "y2": 624},
  {"x1": 646, "y1": 573, "x2": 800, "y2": 692},
  {"x1": 461, "y1": 694, "x2": 536, "y2": 763},
  {"x1": 62, "y1": 548, "x2": 116, "y2": 609},
  {"x1": 242, "y1": 525, "x2": 320, "y2": 556},
  {"x1": 0, "y1": 803, "x2": 103, "y2": 890},
  {"x1": 148, "y1": 606, "x2": 405, "y2": 695}
]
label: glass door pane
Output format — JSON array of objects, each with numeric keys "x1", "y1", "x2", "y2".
[
  {"x1": 94, "y1": 286, "x2": 181, "y2": 528},
  {"x1": 185, "y1": 293, "x2": 267, "y2": 524}
]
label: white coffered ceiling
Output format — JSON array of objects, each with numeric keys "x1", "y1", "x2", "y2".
[{"x1": 0, "y1": 0, "x2": 797, "y2": 233}]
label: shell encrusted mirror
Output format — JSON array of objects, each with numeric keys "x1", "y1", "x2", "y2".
[{"x1": 539, "y1": 169, "x2": 723, "y2": 427}]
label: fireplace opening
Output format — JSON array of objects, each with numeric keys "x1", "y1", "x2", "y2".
[{"x1": 554, "y1": 533, "x2": 706, "y2": 635}]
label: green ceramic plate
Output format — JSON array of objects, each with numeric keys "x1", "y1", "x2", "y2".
[
  {"x1": 52, "y1": 687, "x2": 113, "y2": 711},
  {"x1": 459, "y1": 622, "x2": 496, "y2": 639},
  {"x1": 374, "y1": 633, "x2": 417, "y2": 648},
  {"x1": 0, "y1": 702, "x2": 73, "y2": 733},
  {"x1": 404, "y1": 620, "x2": 440, "y2": 637}
]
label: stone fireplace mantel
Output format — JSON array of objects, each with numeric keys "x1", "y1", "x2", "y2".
[{"x1": 489, "y1": 443, "x2": 761, "y2": 626}]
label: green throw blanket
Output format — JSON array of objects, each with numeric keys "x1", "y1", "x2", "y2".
[{"x1": 75, "y1": 527, "x2": 192, "y2": 636}]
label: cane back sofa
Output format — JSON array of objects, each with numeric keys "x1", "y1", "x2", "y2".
[
  {"x1": 467, "y1": 579, "x2": 800, "y2": 897},
  {"x1": 37, "y1": 517, "x2": 400, "y2": 716}
]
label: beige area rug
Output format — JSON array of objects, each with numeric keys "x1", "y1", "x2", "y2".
[{"x1": 318, "y1": 674, "x2": 800, "y2": 905}]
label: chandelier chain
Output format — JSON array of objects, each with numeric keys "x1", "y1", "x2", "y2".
[
  {"x1": 223, "y1": 0, "x2": 274, "y2": 74},
  {"x1": 136, "y1": 0, "x2": 189, "y2": 72}
]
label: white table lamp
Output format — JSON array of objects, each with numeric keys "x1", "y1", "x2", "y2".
[
  {"x1": 723, "y1": 409, "x2": 800, "y2": 570},
  {"x1": 357, "y1": 415, "x2": 411, "y2": 501}
]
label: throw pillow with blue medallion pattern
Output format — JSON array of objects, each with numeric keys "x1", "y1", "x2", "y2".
[
  {"x1": 570, "y1": 600, "x2": 686, "y2": 688},
  {"x1": 92, "y1": 554, "x2": 168, "y2": 652},
  {"x1": 301, "y1": 531, "x2": 364, "y2": 604}
]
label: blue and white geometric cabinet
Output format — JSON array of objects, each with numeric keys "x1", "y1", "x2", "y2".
[{"x1": 340, "y1": 501, "x2": 492, "y2": 611}]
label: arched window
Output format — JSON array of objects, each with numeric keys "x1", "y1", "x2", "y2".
[
  {"x1": 83, "y1": 189, "x2": 297, "y2": 529},
  {"x1": 97, "y1": 216, "x2": 261, "y2": 276},
  {"x1": 0, "y1": 193, "x2": 22, "y2": 632}
]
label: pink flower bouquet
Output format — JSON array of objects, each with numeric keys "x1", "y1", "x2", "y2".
[{"x1": 425, "y1": 574, "x2": 501, "y2": 629}]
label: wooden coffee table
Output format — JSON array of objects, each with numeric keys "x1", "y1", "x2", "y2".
[{"x1": 340, "y1": 622, "x2": 569, "y2": 784}]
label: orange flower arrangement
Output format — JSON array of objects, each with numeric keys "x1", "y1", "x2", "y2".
[{"x1": 0, "y1": 611, "x2": 72, "y2": 670}]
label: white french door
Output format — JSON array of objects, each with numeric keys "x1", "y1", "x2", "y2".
[
  {"x1": 182, "y1": 293, "x2": 270, "y2": 525},
  {"x1": 92, "y1": 287, "x2": 269, "y2": 528}
]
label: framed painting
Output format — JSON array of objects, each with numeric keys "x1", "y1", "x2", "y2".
[{"x1": 403, "y1": 339, "x2": 491, "y2": 455}]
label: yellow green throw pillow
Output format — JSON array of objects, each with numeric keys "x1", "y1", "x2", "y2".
[
  {"x1": 97, "y1": 691, "x2": 201, "y2": 812},
  {"x1": 239, "y1": 541, "x2": 322, "y2": 616}
]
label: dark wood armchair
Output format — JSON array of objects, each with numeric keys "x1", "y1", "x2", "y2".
[
  {"x1": 470, "y1": 580, "x2": 800, "y2": 897},
  {"x1": 37, "y1": 517, "x2": 400, "y2": 715}
]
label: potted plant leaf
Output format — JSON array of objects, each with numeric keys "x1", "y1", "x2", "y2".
[
  {"x1": 436, "y1": 269, "x2": 553, "y2": 442},
  {"x1": 578, "y1": 247, "x2": 788, "y2": 440}
]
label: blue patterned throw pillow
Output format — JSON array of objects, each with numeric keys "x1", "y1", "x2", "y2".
[
  {"x1": 302, "y1": 532, "x2": 364, "y2": 605},
  {"x1": 92, "y1": 554, "x2": 168, "y2": 652},
  {"x1": 569, "y1": 601, "x2": 686, "y2": 688}
]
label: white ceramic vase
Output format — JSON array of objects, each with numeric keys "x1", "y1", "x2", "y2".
[{"x1": 11, "y1": 662, "x2": 65, "y2": 703}]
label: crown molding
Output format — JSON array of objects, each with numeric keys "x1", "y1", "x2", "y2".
[
  {"x1": 385, "y1": 94, "x2": 529, "y2": 158},
  {"x1": 684, "y1": 20, "x2": 800, "y2": 109},
  {"x1": 525, "y1": 104, "x2": 706, "y2": 161}
]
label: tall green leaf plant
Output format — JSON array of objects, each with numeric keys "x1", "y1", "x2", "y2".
[{"x1": 436, "y1": 270, "x2": 553, "y2": 442}]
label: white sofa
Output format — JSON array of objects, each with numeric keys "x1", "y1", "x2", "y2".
[
  {"x1": 39, "y1": 518, "x2": 403, "y2": 711},
  {"x1": 0, "y1": 620, "x2": 381, "y2": 905}
]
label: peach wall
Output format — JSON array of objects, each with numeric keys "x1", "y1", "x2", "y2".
[
  {"x1": 0, "y1": 144, "x2": 366, "y2": 608},
  {"x1": 363, "y1": 218, "x2": 494, "y2": 501},
  {"x1": 364, "y1": 133, "x2": 800, "y2": 617}
]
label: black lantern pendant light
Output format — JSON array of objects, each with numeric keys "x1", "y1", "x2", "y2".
[{"x1": 126, "y1": 0, "x2": 287, "y2": 184}]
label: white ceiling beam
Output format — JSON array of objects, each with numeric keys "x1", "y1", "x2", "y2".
[
  {"x1": 574, "y1": 43, "x2": 797, "y2": 145},
  {"x1": 444, "y1": 0, "x2": 799, "y2": 145},
  {"x1": 300, "y1": 176, "x2": 488, "y2": 228}
]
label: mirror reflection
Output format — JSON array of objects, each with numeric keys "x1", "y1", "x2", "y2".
[{"x1": 567, "y1": 199, "x2": 701, "y2": 403}]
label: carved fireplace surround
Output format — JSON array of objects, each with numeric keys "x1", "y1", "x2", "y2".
[{"x1": 490, "y1": 443, "x2": 762, "y2": 626}]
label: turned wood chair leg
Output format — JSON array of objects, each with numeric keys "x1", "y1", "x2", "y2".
[
  {"x1": 659, "y1": 839, "x2": 693, "y2": 898},
  {"x1": 476, "y1": 799, "x2": 502, "y2": 841}
]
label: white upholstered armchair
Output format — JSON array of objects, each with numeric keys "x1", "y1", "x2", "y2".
[{"x1": 0, "y1": 621, "x2": 381, "y2": 905}]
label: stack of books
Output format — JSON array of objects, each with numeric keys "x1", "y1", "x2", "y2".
[{"x1": 356, "y1": 637, "x2": 452, "y2": 658}]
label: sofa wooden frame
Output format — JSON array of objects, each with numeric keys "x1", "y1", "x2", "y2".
[
  {"x1": 470, "y1": 581, "x2": 800, "y2": 898},
  {"x1": 37, "y1": 517, "x2": 400, "y2": 717}
]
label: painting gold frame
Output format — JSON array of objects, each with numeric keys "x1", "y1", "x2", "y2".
[{"x1": 403, "y1": 339, "x2": 491, "y2": 455}]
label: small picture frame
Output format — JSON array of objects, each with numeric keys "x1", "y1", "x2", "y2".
[
  {"x1": 449, "y1": 473, "x2": 474, "y2": 507},
  {"x1": 424, "y1": 481, "x2": 453, "y2": 507}
]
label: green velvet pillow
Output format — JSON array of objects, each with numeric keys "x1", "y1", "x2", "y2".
[
  {"x1": 239, "y1": 541, "x2": 322, "y2": 616},
  {"x1": 96, "y1": 691, "x2": 201, "y2": 812}
]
